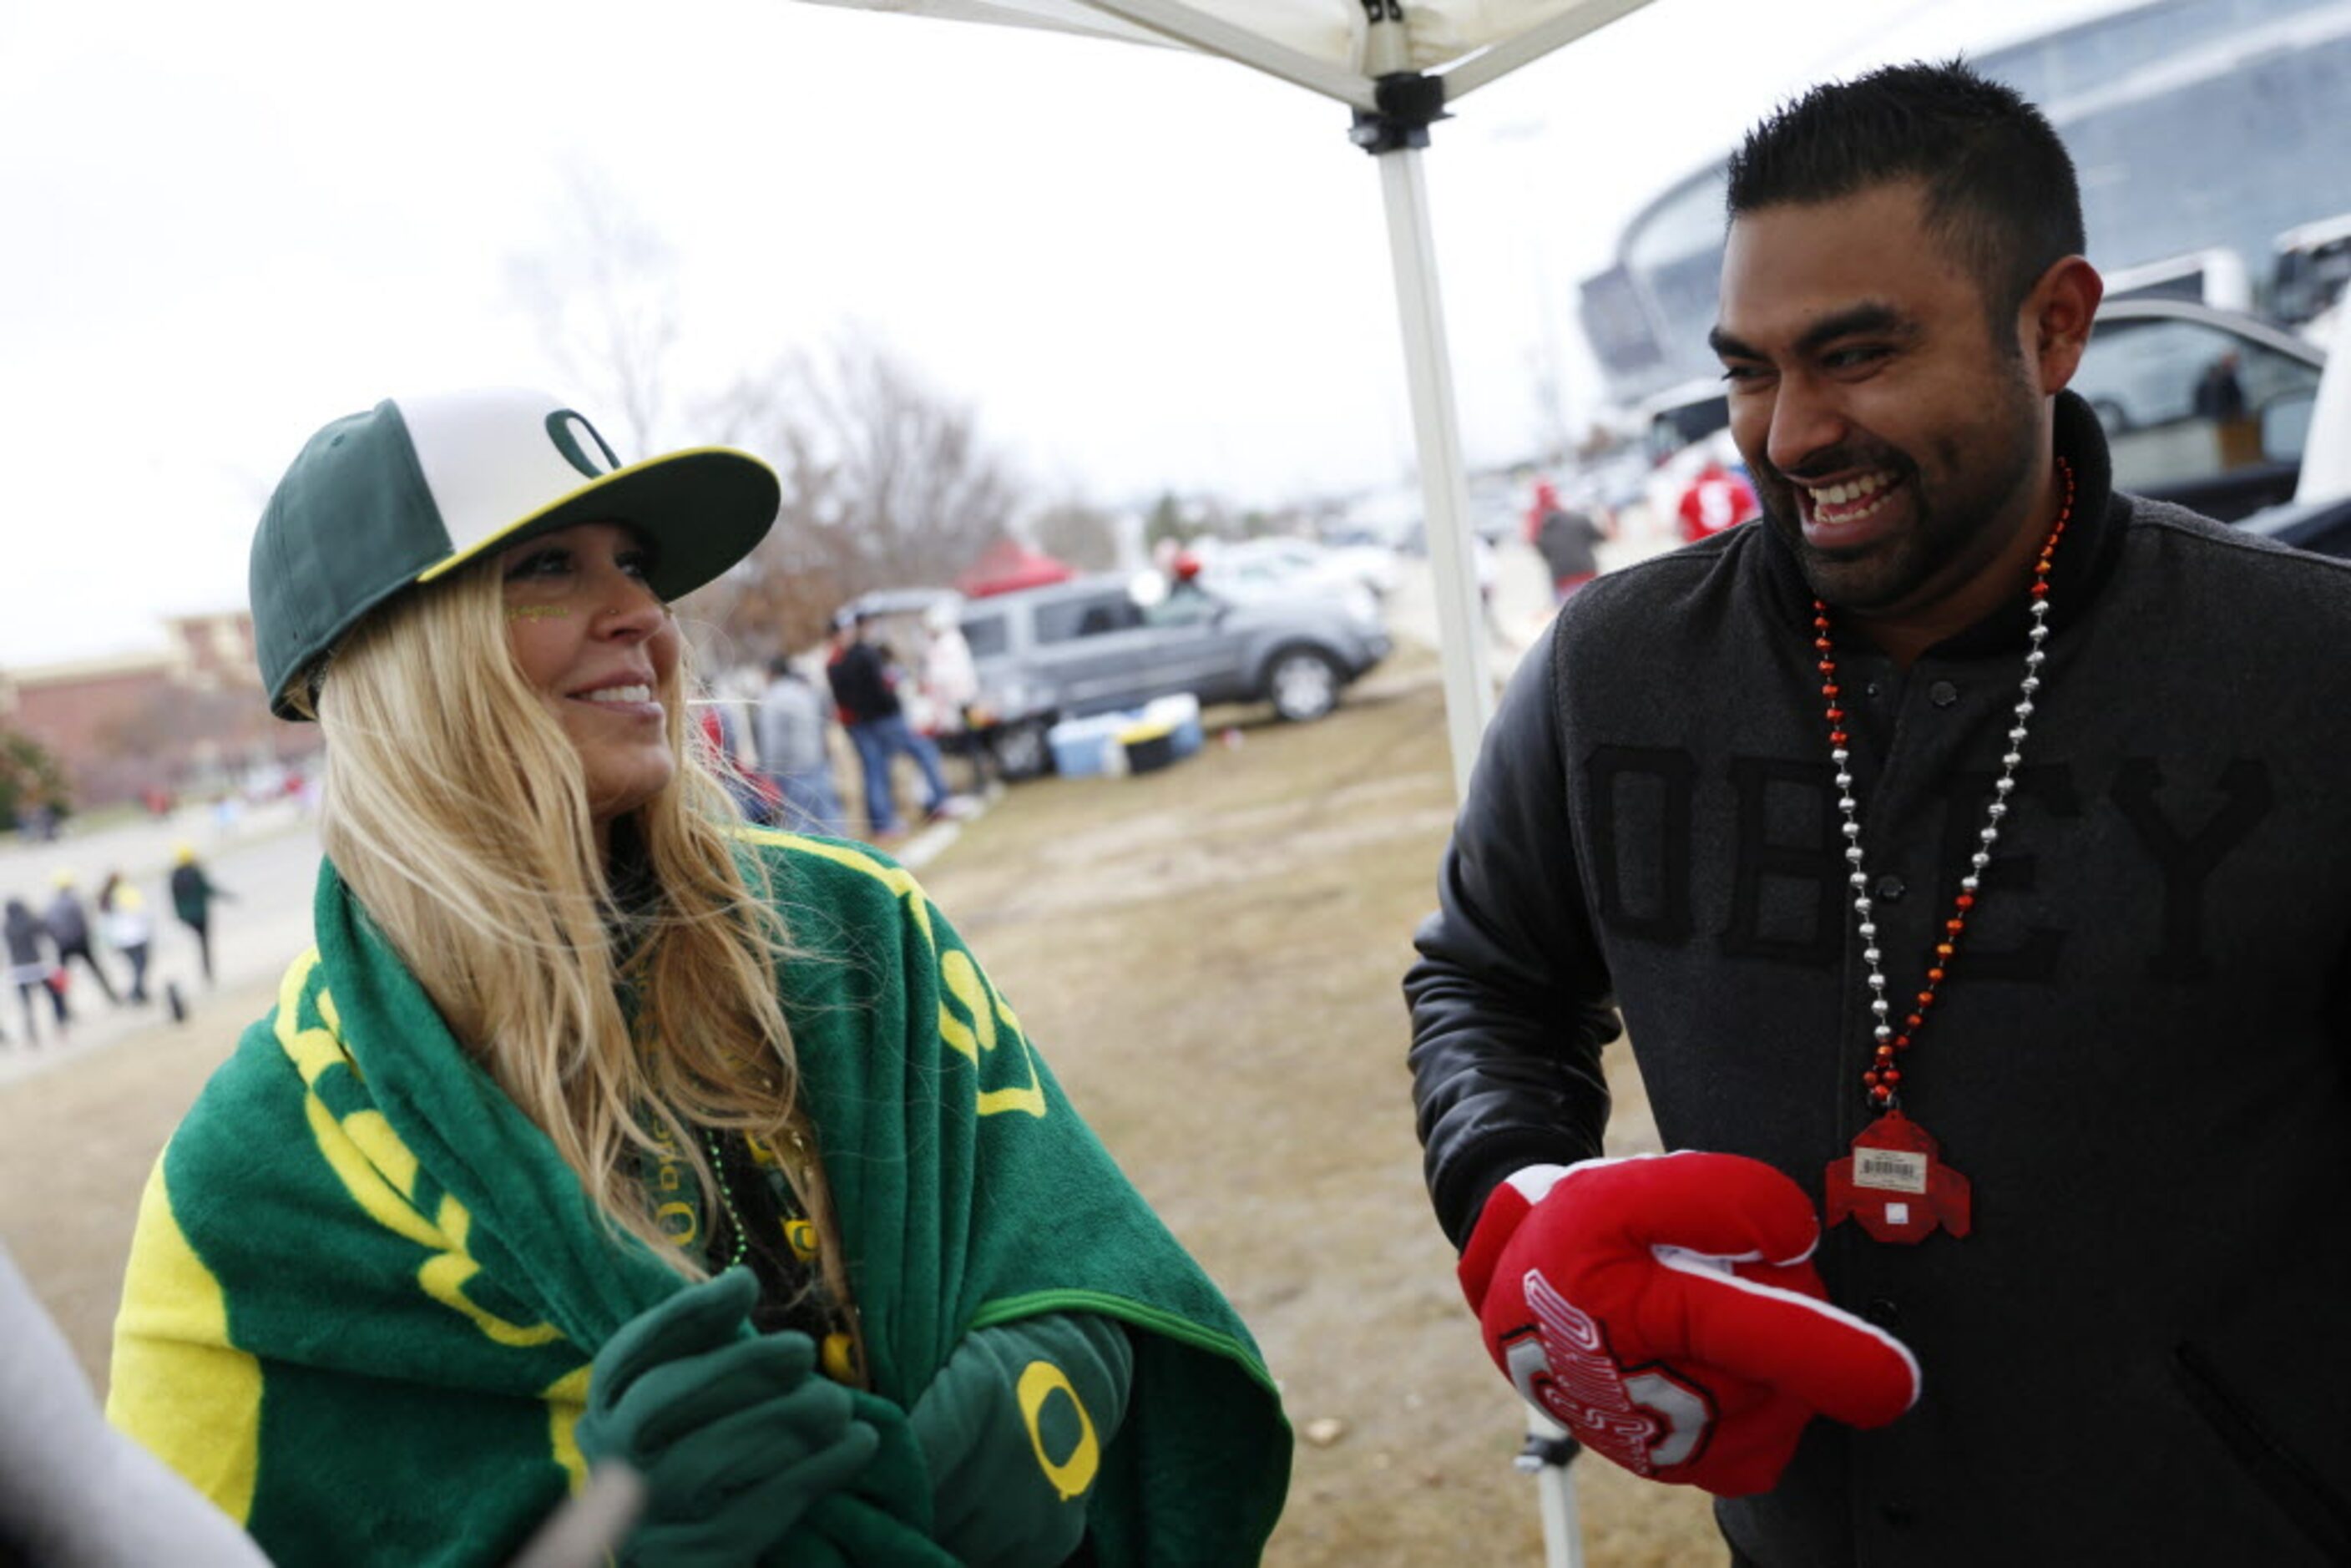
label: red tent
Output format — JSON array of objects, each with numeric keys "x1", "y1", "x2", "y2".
[{"x1": 955, "y1": 540, "x2": 1076, "y2": 599}]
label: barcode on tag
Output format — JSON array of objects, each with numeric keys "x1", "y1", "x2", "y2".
[{"x1": 1853, "y1": 1149, "x2": 1929, "y2": 1194}]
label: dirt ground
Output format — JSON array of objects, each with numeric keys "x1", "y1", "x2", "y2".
[{"x1": 0, "y1": 651, "x2": 1724, "y2": 1566}]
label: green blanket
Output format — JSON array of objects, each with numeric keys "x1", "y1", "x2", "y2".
[{"x1": 109, "y1": 827, "x2": 1290, "y2": 1565}]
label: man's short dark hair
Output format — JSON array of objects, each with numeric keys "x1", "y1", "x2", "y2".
[
  {"x1": 766, "y1": 654, "x2": 795, "y2": 679},
  {"x1": 1726, "y1": 59, "x2": 2085, "y2": 326}
]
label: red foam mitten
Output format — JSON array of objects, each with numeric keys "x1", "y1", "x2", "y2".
[{"x1": 1459, "y1": 1152, "x2": 1919, "y2": 1496}]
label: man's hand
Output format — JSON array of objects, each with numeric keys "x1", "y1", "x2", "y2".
[
  {"x1": 575, "y1": 1268, "x2": 878, "y2": 1565},
  {"x1": 1459, "y1": 1153, "x2": 1919, "y2": 1497}
]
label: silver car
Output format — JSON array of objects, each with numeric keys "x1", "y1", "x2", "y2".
[{"x1": 961, "y1": 570, "x2": 1392, "y2": 778}]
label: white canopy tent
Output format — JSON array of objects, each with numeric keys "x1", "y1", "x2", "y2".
[
  {"x1": 801, "y1": 0, "x2": 1658, "y2": 805},
  {"x1": 796, "y1": 8, "x2": 1666, "y2": 1560}
]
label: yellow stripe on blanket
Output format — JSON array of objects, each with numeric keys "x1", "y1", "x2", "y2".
[
  {"x1": 273, "y1": 948, "x2": 341, "y2": 1086},
  {"x1": 420, "y1": 1196, "x2": 564, "y2": 1348},
  {"x1": 273, "y1": 950, "x2": 561, "y2": 1348},
  {"x1": 741, "y1": 827, "x2": 1049, "y2": 1119},
  {"x1": 278, "y1": 954, "x2": 442, "y2": 1251},
  {"x1": 106, "y1": 1157, "x2": 262, "y2": 1525},
  {"x1": 736, "y1": 825, "x2": 938, "y2": 946},
  {"x1": 542, "y1": 1363, "x2": 594, "y2": 1492},
  {"x1": 938, "y1": 948, "x2": 1046, "y2": 1119}
]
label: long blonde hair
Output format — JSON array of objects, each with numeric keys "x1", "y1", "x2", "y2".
[{"x1": 299, "y1": 560, "x2": 856, "y2": 1323}]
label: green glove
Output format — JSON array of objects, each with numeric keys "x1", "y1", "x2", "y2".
[
  {"x1": 576, "y1": 1268, "x2": 879, "y2": 1566},
  {"x1": 910, "y1": 1313, "x2": 1135, "y2": 1568}
]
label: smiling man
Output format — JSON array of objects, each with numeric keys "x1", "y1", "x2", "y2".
[{"x1": 1408, "y1": 61, "x2": 2351, "y2": 1564}]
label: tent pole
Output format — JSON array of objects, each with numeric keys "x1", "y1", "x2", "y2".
[
  {"x1": 1519, "y1": 1407, "x2": 1586, "y2": 1568},
  {"x1": 1370, "y1": 51, "x2": 1581, "y2": 1568},
  {"x1": 1373, "y1": 142, "x2": 1491, "y2": 802}
]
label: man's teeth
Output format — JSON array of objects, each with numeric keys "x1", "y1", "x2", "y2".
[
  {"x1": 1807, "y1": 472, "x2": 1894, "y2": 507},
  {"x1": 578, "y1": 685, "x2": 652, "y2": 703}
]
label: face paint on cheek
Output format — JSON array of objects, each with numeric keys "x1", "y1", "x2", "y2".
[{"x1": 506, "y1": 605, "x2": 573, "y2": 622}]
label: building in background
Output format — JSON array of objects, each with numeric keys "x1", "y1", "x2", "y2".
[
  {"x1": 1579, "y1": 0, "x2": 2351, "y2": 412},
  {"x1": 0, "y1": 610, "x2": 312, "y2": 812}
]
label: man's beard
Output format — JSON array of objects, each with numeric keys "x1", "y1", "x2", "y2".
[{"x1": 1754, "y1": 382, "x2": 2041, "y2": 616}]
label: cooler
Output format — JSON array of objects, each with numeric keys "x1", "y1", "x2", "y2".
[
  {"x1": 1047, "y1": 713, "x2": 1134, "y2": 778},
  {"x1": 1140, "y1": 693, "x2": 1205, "y2": 759},
  {"x1": 1118, "y1": 718, "x2": 1180, "y2": 774}
]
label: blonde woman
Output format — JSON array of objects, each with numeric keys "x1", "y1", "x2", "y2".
[
  {"x1": 97, "y1": 871, "x2": 154, "y2": 1004},
  {"x1": 106, "y1": 390, "x2": 1289, "y2": 1566}
]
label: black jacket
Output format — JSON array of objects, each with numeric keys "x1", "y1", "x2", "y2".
[
  {"x1": 826, "y1": 641, "x2": 901, "y2": 726},
  {"x1": 3, "y1": 907, "x2": 48, "y2": 969},
  {"x1": 1408, "y1": 395, "x2": 2351, "y2": 1564}
]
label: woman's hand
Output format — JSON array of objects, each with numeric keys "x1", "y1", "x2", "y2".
[
  {"x1": 909, "y1": 1313, "x2": 1135, "y2": 1568},
  {"x1": 576, "y1": 1268, "x2": 878, "y2": 1566}
]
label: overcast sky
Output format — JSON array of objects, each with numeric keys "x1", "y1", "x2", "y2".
[{"x1": 1, "y1": 0, "x2": 2130, "y2": 666}]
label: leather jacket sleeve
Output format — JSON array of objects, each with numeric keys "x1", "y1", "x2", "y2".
[{"x1": 1406, "y1": 621, "x2": 1621, "y2": 1250}]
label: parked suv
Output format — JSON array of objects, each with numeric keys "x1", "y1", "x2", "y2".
[{"x1": 960, "y1": 571, "x2": 1391, "y2": 778}]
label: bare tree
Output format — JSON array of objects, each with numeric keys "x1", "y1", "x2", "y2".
[
  {"x1": 695, "y1": 331, "x2": 1028, "y2": 655},
  {"x1": 781, "y1": 328, "x2": 1021, "y2": 585},
  {"x1": 506, "y1": 195, "x2": 1047, "y2": 665},
  {"x1": 507, "y1": 164, "x2": 681, "y2": 454},
  {"x1": 1029, "y1": 497, "x2": 1123, "y2": 572}
]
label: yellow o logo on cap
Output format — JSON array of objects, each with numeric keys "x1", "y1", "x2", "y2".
[{"x1": 1016, "y1": 1360, "x2": 1100, "y2": 1501}]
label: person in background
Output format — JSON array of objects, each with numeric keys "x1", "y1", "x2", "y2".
[
  {"x1": 825, "y1": 610, "x2": 954, "y2": 841},
  {"x1": 1409, "y1": 60, "x2": 2351, "y2": 1563},
  {"x1": 97, "y1": 872, "x2": 154, "y2": 1004},
  {"x1": 2192, "y1": 348, "x2": 2246, "y2": 423},
  {"x1": 919, "y1": 600, "x2": 990, "y2": 796},
  {"x1": 43, "y1": 873, "x2": 120, "y2": 1008},
  {"x1": 2193, "y1": 349, "x2": 2263, "y2": 469},
  {"x1": 168, "y1": 845, "x2": 231, "y2": 986},
  {"x1": 1164, "y1": 549, "x2": 1210, "y2": 603},
  {"x1": 108, "y1": 387, "x2": 1288, "y2": 1567},
  {"x1": 755, "y1": 653, "x2": 847, "y2": 835},
  {"x1": 4, "y1": 898, "x2": 65, "y2": 1044},
  {"x1": 1676, "y1": 453, "x2": 1763, "y2": 544},
  {"x1": 695, "y1": 695, "x2": 781, "y2": 825},
  {"x1": 1527, "y1": 481, "x2": 1611, "y2": 605}
]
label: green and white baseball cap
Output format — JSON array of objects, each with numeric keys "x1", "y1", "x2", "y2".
[{"x1": 250, "y1": 387, "x2": 779, "y2": 718}]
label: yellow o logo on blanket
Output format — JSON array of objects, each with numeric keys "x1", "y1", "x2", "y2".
[{"x1": 1016, "y1": 1359, "x2": 1101, "y2": 1501}]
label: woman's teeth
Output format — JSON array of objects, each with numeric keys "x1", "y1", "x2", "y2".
[{"x1": 578, "y1": 685, "x2": 652, "y2": 703}]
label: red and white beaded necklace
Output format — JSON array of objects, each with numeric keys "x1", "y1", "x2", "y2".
[{"x1": 1816, "y1": 458, "x2": 2075, "y2": 1245}]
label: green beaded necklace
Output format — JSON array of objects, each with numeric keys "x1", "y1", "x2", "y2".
[{"x1": 704, "y1": 1134, "x2": 751, "y2": 1271}]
